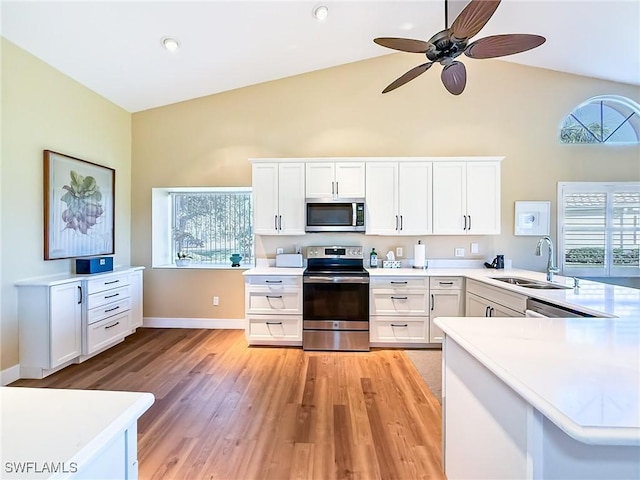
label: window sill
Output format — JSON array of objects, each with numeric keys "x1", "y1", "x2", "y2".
[{"x1": 153, "y1": 263, "x2": 253, "y2": 271}]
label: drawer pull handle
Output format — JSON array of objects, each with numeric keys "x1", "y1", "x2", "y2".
[
  {"x1": 266, "y1": 321, "x2": 283, "y2": 325},
  {"x1": 78, "y1": 285, "x2": 82, "y2": 304},
  {"x1": 390, "y1": 281, "x2": 408, "y2": 285},
  {"x1": 105, "y1": 321, "x2": 120, "y2": 330},
  {"x1": 439, "y1": 282, "x2": 454, "y2": 285},
  {"x1": 391, "y1": 323, "x2": 408, "y2": 327},
  {"x1": 391, "y1": 296, "x2": 408, "y2": 300},
  {"x1": 105, "y1": 293, "x2": 120, "y2": 299},
  {"x1": 266, "y1": 295, "x2": 283, "y2": 299},
  {"x1": 105, "y1": 279, "x2": 120, "y2": 285},
  {"x1": 431, "y1": 294, "x2": 434, "y2": 311},
  {"x1": 105, "y1": 306, "x2": 120, "y2": 313},
  {"x1": 265, "y1": 280, "x2": 283, "y2": 284}
]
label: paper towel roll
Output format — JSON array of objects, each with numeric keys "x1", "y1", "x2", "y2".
[{"x1": 414, "y1": 243, "x2": 426, "y2": 268}]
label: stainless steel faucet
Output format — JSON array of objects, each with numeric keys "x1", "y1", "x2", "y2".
[{"x1": 535, "y1": 236, "x2": 560, "y2": 282}]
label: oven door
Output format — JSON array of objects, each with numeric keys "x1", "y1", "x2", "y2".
[{"x1": 303, "y1": 276, "x2": 369, "y2": 322}]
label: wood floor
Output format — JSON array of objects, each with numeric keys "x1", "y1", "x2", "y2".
[{"x1": 11, "y1": 328, "x2": 445, "y2": 480}]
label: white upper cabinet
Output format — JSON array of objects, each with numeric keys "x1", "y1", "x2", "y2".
[
  {"x1": 366, "y1": 161, "x2": 432, "y2": 235},
  {"x1": 306, "y1": 162, "x2": 365, "y2": 199},
  {"x1": 432, "y1": 161, "x2": 501, "y2": 235},
  {"x1": 252, "y1": 162, "x2": 305, "y2": 235}
]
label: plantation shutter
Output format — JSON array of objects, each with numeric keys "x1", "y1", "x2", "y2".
[{"x1": 559, "y1": 183, "x2": 640, "y2": 277}]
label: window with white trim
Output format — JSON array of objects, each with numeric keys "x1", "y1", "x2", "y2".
[
  {"x1": 152, "y1": 187, "x2": 253, "y2": 267},
  {"x1": 558, "y1": 182, "x2": 640, "y2": 277}
]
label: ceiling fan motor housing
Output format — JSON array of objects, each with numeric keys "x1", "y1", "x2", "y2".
[{"x1": 426, "y1": 30, "x2": 468, "y2": 63}]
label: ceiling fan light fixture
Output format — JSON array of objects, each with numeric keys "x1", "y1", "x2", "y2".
[
  {"x1": 313, "y1": 5, "x2": 329, "y2": 21},
  {"x1": 161, "y1": 37, "x2": 180, "y2": 52}
]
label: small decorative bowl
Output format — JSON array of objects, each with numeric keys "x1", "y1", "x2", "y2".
[
  {"x1": 176, "y1": 258, "x2": 191, "y2": 267},
  {"x1": 230, "y1": 254, "x2": 242, "y2": 267}
]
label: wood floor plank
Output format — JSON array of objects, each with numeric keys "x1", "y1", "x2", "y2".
[{"x1": 10, "y1": 328, "x2": 444, "y2": 480}]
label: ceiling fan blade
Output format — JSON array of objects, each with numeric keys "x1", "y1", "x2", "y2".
[
  {"x1": 465, "y1": 34, "x2": 546, "y2": 59},
  {"x1": 450, "y1": 0, "x2": 501, "y2": 41},
  {"x1": 382, "y1": 62, "x2": 433, "y2": 93},
  {"x1": 441, "y1": 61, "x2": 467, "y2": 95},
  {"x1": 374, "y1": 37, "x2": 431, "y2": 54}
]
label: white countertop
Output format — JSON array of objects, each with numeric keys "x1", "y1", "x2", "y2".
[
  {"x1": 0, "y1": 387, "x2": 154, "y2": 479},
  {"x1": 15, "y1": 266, "x2": 144, "y2": 287},
  {"x1": 243, "y1": 265, "x2": 640, "y2": 319},
  {"x1": 434, "y1": 316, "x2": 640, "y2": 446}
]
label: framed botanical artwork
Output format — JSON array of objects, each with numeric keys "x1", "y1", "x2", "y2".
[
  {"x1": 44, "y1": 150, "x2": 115, "y2": 260},
  {"x1": 514, "y1": 201, "x2": 550, "y2": 236}
]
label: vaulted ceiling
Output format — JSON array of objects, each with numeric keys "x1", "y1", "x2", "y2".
[{"x1": 2, "y1": 1, "x2": 638, "y2": 112}]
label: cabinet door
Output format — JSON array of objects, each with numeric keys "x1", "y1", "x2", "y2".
[
  {"x1": 430, "y1": 290, "x2": 464, "y2": 343},
  {"x1": 129, "y1": 270, "x2": 143, "y2": 330},
  {"x1": 433, "y1": 162, "x2": 466, "y2": 234},
  {"x1": 489, "y1": 303, "x2": 523, "y2": 318},
  {"x1": 466, "y1": 162, "x2": 501, "y2": 234},
  {"x1": 252, "y1": 163, "x2": 279, "y2": 234},
  {"x1": 398, "y1": 162, "x2": 432, "y2": 235},
  {"x1": 306, "y1": 163, "x2": 335, "y2": 198},
  {"x1": 49, "y1": 282, "x2": 82, "y2": 368},
  {"x1": 365, "y1": 162, "x2": 398, "y2": 235},
  {"x1": 335, "y1": 162, "x2": 365, "y2": 198},
  {"x1": 465, "y1": 292, "x2": 489, "y2": 317},
  {"x1": 278, "y1": 163, "x2": 306, "y2": 235}
]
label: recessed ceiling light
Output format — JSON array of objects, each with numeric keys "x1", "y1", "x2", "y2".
[
  {"x1": 313, "y1": 5, "x2": 329, "y2": 21},
  {"x1": 161, "y1": 37, "x2": 180, "y2": 52}
]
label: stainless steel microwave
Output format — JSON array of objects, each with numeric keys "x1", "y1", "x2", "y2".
[{"x1": 305, "y1": 198, "x2": 365, "y2": 232}]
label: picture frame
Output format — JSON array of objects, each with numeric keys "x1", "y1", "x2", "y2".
[
  {"x1": 44, "y1": 150, "x2": 115, "y2": 260},
  {"x1": 514, "y1": 201, "x2": 550, "y2": 236}
]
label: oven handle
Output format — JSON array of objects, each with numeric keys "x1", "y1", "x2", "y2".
[{"x1": 304, "y1": 276, "x2": 370, "y2": 284}]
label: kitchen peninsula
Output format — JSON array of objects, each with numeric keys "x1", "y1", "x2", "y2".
[{"x1": 435, "y1": 315, "x2": 640, "y2": 480}]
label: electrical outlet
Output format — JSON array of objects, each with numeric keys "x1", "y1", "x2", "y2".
[
  {"x1": 396, "y1": 247, "x2": 403, "y2": 257},
  {"x1": 276, "y1": 248, "x2": 284, "y2": 254},
  {"x1": 213, "y1": 296, "x2": 219, "y2": 306},
  {"x1": 470, "y1": 242, "x2": 479, "y2": 254},
  {"x1": 454, "y1": 248, "x2": 465, "y2": 257}
]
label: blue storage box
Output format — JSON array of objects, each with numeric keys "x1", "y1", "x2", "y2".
[{"x1": 76, "y1": 256, "x2": 113, "y2": 274}]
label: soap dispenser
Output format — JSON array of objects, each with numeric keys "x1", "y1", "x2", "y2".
[{"x1": 370, "y1": 248, "x2": 378, "y2": 268}]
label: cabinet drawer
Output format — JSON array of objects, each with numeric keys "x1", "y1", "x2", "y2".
[
  {"x1": 86, "y1": 273, "x2": 130, "y2": 295},
  {"x1": 87, "y1": 298, "x2": 131, "y2": 325},
  {"x1": 245, "y1": 276, "x2": 301, "y2": 287},
  {"x1": 371, "y1": 292, "x2": 429, "y2": 315},
  {"x1": 370, "y1": 277, "x2": 428, "y2": 289},
  {"x1": 87, "y1": 285, "x2": 131, "y2": 310},
  {"x1": 85, "y1": 311, "x2": 130, "y2": 354},
  {"x1": 430, "y1": 277, "x2": 464, "y2": 289},
  {"x1": 247, "y1": 315, "x2": 301, "y2": 340},
  {"x1": 370, "y1": 316, "x2": 428, "y2": 343},
  {"x1": 246, "y1": 290, "x2": 301, "y2": 314}
]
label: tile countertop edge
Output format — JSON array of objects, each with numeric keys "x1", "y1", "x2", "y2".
[{"x1": 434, "y1": 317, "x2": 640, "y2": 447}]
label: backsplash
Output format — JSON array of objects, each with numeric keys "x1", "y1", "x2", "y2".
[{"x1": 256, "y1": 234, "x2": 498, "y2": 266}]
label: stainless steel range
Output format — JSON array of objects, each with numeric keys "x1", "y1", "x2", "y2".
[{"x1": 303, "y1": 246, "x2": 370, "y2": 351}]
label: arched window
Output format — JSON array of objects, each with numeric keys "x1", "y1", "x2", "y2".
[{"x1": 559, "y1": 95, "x2": 640, "y2": 144}]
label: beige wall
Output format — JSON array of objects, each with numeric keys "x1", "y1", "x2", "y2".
[
  {"x1": 132, "y1": 53, "x2": 640, "y2": 324},
  {"x1": 1, "y1": 39, "x2": 132, "y2": 371}
]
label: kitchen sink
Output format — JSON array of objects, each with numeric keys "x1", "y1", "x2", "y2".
[{"x1": 491, "y1": 277, "x2": 571, "y2": 290}]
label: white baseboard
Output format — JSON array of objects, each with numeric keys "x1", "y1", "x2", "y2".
[
  {"x1": 143, "y1": 317, "x2": 244, "y2": 329},
  {"x1": 1, "y1": 364, "x2": 21, "y2": 386}
]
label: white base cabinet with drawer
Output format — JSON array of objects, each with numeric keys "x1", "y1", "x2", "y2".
[
  {"x1": 429, "y1": 277, "x2": 464, "y2": 343},
  {"x1": 244, "y1": 274, "x2": 302, "y2": 346},
  {"x1": 16, "y1": 267, "x2": 144, "y2": 379},
  {"x1": 370, "y1": 276, "x2": 430, "y2": 347},
  {"x1": 465, "y1": 279, "x2": 526, "y2": 318}
]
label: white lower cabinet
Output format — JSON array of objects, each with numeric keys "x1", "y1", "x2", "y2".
[
  {"x1": 370, "y1": 276, "x2": 430, "y2": 346},
  {"x1": 465, "y1": 279, "x2": 526, "y2": 317},
  {"x1": 16, "y1": 267, "x2": 144, "y2": 379},
  {"x1": 429, "y1": 277, "x2": 464, "y2": 343},
  {"x1": 244, "y1": 274, "x2": 302, "y2": 346}
]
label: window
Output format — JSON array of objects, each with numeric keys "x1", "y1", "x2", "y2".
[
  {"x1": 558, "y1": 182, "x2": 640, "y2": 277},
  {"x1": 152, "y1": 187, "x2": 253, "y2": 267},
  {"x1": 559, "y1": 95, "x2": 640, "y2": 144}
]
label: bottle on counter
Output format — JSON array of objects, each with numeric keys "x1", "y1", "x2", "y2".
[{"x1": 370, "y1": 248, "x2": 378, "y2": 268}]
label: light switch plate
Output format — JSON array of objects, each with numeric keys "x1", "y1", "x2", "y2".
[
  {"x1": 454, "y1": 248, "x2": 465, "y2": 257},
  {"x1": 471, "y1": 243, "x2": 479, "y2": 254},
  {"x1": 276, "y1": 247, "x2": 284, "y2": 254},
  {"x1": 396, "y1": 247, "x2": 403, "y2": 257}
]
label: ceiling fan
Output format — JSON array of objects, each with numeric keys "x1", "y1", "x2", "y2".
[{"x1": 373, "y1": 0, "x2": 546, "y2": 95}]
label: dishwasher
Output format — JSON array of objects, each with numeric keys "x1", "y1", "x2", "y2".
[{"x1": 525, "y1": 298, "x2": 596, "y2": 318}]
